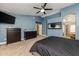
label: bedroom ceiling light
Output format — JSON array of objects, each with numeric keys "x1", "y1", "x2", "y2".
[{"x1": 41, "y1": 9, "x2": 45, "y2": 12}]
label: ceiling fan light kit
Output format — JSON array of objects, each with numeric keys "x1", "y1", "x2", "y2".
[
  {"x1": 33, "y1": 3, "x2": 53, "y2": 14},
  {"x1": 41, "y1": 9, "x2": 45, "y2": 12}
]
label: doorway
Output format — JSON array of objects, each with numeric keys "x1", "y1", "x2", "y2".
[
  {"x1": 35, "y1": 23, "x2": 42, "y2": 36},
  {"x1": 63, "y1": 14, "x2": 76, "y2": 39}
]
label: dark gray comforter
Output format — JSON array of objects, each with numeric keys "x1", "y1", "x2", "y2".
[{"x1": 30, "y1": 36, "x2": 79, "y2": 56}]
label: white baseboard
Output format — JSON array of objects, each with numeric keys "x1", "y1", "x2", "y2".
[
  {"x1": 0, "y1": 42, "x2": 6, "y2": 45},
  {"x1": 0, "y1": 38, "x2": 24, "y2": 45},
  {"x1": 21, "y1": 38, "x2": 24, "y2": 41},
  {"x1": 42, "y1": 35, "x2": 47, "y2": 37}
]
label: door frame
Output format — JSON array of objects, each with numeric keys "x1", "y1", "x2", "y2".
[
  {"x1": 35, "y1": 23, "x2": 42, "y2": 36},
  {"x1": 63, "y1": 13, "x2": 76, "y2": 39}
]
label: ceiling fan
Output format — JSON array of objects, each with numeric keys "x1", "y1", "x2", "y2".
[{"x1": 33, "y1": 3, "x2": 53, "y2": 14}]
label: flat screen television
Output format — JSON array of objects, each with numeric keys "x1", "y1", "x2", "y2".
[
  {"x1": 0, "y1": 11, "x2": 15, "y2": 24},
  {"x1": 48, "y1": 22, "x2": 62, "y2": 29}
]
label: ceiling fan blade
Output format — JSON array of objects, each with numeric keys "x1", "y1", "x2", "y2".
[
  {"x1": 44, "y1": 12, "x2": 46, "y2": 14},
  {"x1": 33, "y1": 7, "x2": 41, "y2": 9},
  {"x1": 36, "y1": 11, "x2": 40, "y2": 14},
  {"x1": 42, "y1": 3, "x2": 47, "y2": 8},
  {"x1": 45, "y1": 8, "x2": 52, "y2": 10}
]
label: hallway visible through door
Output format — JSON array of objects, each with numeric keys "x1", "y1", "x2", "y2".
[
  {"x1": 35, "y1": 23, "x2": 42, "y2": 36},
  {"x1": 63, "y1": 14, "x2": 75, "y2": 39}
]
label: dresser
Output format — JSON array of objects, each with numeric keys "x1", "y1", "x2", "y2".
[
  {"x1": 24, "y1": 31, "x2": 37, "y2": 40},
  {"x1": 7, "y1": 28, "x2": 21, "y2": 44}
]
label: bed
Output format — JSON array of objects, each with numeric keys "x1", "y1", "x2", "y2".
[{"x1": 30, "y1": 36, "x2": 79, "y2": 56}]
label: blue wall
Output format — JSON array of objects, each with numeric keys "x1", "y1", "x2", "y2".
[
  {"x1": 42, "y1": 18, "x2": 47, "y2": 36},
  {"x1": 47, "y1": 17, "x2": 63, "y2": 37},
  {"x1": 0, "y1": 15, "x2": 42, "y2": 42},
  {"x1": 42, "y1": 12, "x2": 63, "y2": 37},
  {"x1": 1, "y1": 3, "x2": 79, "y2": 43},
  {"x1": 47, "y1": 12, "x2": 63, "y2": 37},
  {"x1": 61, "y1": 3, "x2": 79, "y2": 40},
  {"x1": 42, "y1": 3, "x2": 79, "y2": 40}
]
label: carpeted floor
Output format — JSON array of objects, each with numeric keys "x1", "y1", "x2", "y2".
[{"x1": 0, "y1": 36, "x2": 45, "y2": 56}]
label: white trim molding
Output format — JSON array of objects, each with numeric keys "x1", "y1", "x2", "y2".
[
  {"x1": 0, "y1": 42, "x2": 6, "y2": 45},
  {"x1": 41, "y1": 10, "x2": 60, "y2": 17},
  {"x1": 42, "y1": 35, "x2": 47, "y2": 37}
]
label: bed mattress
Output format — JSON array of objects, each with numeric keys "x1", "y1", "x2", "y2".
[{"x1": 30, "y1": 36, "x2": 79, "y2": 56}]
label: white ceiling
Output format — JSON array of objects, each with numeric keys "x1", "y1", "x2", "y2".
[{"x1": 0, "y1": 3, "x2": 74, "y2": 17}]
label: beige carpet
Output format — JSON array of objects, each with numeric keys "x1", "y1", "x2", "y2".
[{"x1": 0, "y1": 36, "x2": 45, "y2": 56}]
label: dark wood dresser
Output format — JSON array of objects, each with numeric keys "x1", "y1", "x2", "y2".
[
  {"x1": 7, "y1": 28, "x2": 21, "y2": 44},
  {"x1": 24, "y1": 31, "x2": 37, "y2": 40}
]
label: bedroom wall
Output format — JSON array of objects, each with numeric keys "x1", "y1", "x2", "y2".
[
  {"x1": 42, "y1": 12, "x2": 63, "y2": 37},
  {"x1": 1, "y1": 3, "x2": 79, "y2": 43},
  {"x1": 42, "y1": 3, "x2": 79, "y2": 40},
  {"x1": 42, "y1": 18, "x2": 47, "y2": 36},
  {"x1": 0, "y1": 15, "x2": 42, "y2": 43},
  {"x1": 61, "y1": 3, "x2": 79, "y2": 40}
]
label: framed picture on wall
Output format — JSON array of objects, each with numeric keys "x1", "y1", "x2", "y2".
[{"x1": 48, "y1": 22, "x2": 62, "y2": 29}]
